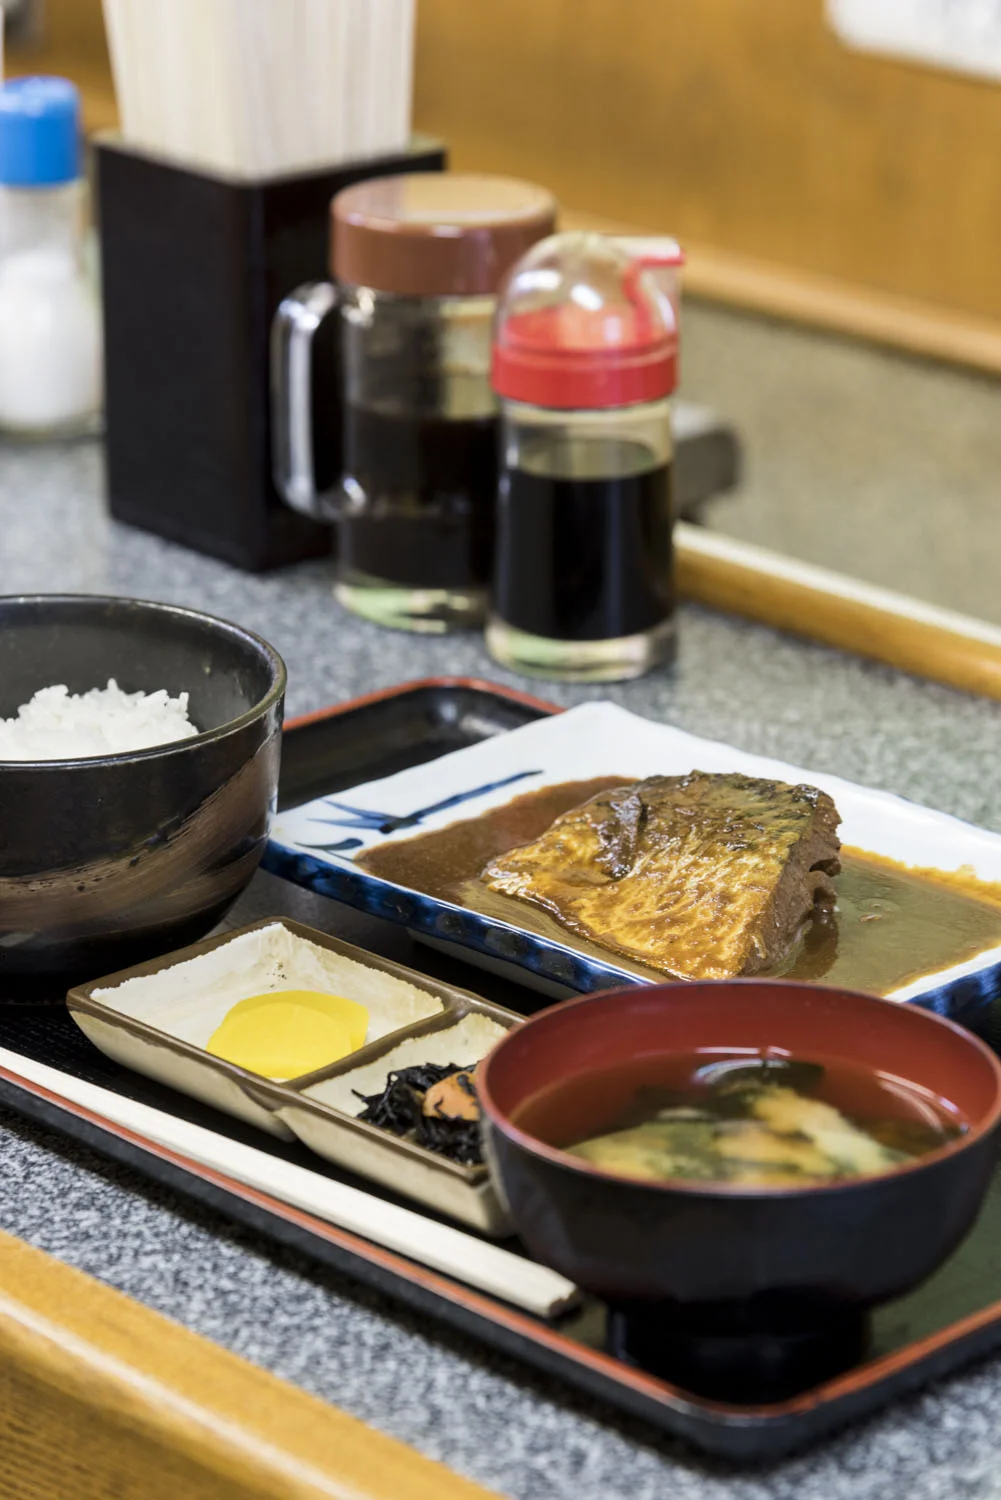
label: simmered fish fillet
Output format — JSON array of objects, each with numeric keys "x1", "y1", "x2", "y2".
[{"x1": 481, "y1": 772, "x2": 841, "y2": 979}]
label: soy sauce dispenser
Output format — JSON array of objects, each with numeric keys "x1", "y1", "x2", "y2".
[
  {"x1": 273, "y1": 173, "x2": 556, "y2": 631},
  {"x1": 487, "y1": 233, "x2": 682, "y2": 682}
]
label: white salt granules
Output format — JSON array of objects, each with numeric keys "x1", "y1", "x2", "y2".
[{"x1": 0, "y1": 678, "x2": 199, "y2": 761}]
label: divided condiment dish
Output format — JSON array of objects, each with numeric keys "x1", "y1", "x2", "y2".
[
  {"x1": 67, "y1": 916, "x2": 522, "y2": 1231},
  {"x1": 67, "y1": 918, "x2": 465, "y2": 1138}
]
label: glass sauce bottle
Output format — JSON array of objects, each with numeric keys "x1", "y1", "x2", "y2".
[
  {"x1": 273, "y1": 174, "x2": 555, "y2": 633},
  {"x1": 0, "y1": 77, "x2": 102, "y2": 438},
  {"x1": 487, "y1": 233, "x2": 681, "y2": 681}
]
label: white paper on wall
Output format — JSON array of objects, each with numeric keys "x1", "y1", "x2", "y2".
[{"x1": 828, "y1": 0, "x2": 1001, "y2": 83}]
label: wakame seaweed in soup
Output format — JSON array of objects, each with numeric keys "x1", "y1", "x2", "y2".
[{"x1": 513, "y1": 1051, "x2": 967, "y2": 1187}]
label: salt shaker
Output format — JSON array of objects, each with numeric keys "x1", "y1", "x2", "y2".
[
  {"x1": 273, "y1": 173, "x2": 556, "y2": 633},
  {"x1": 0, "y1": 77, "x2": 102, "y2": 438},
  {"x1": 487, "y1": 232, "x2": 682, "y2": 682}
]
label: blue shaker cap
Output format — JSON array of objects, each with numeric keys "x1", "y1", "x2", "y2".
[{"x1": 0, "y1": 77, "x2": 81, "y2": 186}]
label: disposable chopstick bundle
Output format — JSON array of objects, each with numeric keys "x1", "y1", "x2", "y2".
[
  {"x1": 0, "y1": 1046, "x2": 580, "y2": 1320},
  {"x1": 101, "y1": 0, "x2": 416, "y2": 179},
  {"x1": 102, "y1": 0, "x2": 142, "y2": 145}
]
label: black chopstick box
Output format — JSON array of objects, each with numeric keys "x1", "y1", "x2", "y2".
[{"x1": 96, "y1": 135, "x2": 447, "y2": 572}]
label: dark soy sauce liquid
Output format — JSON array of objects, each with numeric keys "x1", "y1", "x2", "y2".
[
  {"x1": 514, "y1": 1049, "x2": 966, "y2": 1169},
  {"x1": 339, "y1": 405, "x2": 498, "y2": 589},
  {"x1": 493, "y1": 438, "x2": 674, "y2": 641}
]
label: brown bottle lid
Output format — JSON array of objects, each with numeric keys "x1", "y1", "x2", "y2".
[{"x1": 331, "y1": 173, "x2": 558, "y2": 297}]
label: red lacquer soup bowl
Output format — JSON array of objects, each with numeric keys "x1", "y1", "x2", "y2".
[{"x1": 478, "y1": 983, "x2": 1001, "y2": 1343}]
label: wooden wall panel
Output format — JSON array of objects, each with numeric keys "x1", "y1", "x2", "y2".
[
  {"x1": 8, "y1": 0, "x2": 116, "y2": 131},
  {"x1": 413, "y1": 0, "x2": 1001, "y2": 322},
  {"x1": 22, "y1": 0, "x2": 1001, "y2": 345},
  {"x1": 38, "y1": 0, "x2": 109, "y2": 63}
]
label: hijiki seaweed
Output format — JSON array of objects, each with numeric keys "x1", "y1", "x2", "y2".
[{"x1": 354, "y1": 1061, "x2": 483, "y2": 1164}]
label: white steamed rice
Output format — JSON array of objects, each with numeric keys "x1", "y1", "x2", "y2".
[{"x1": 0, "y1": 679, "x2": 199, "y2": 761}]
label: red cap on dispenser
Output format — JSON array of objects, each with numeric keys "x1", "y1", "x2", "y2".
[{"x1": 491, "y1": 233, "x2": 682, "y2": 410}]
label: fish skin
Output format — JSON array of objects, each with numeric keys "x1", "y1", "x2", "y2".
[{"x1": 482, "y1": 771, "x2": 841, "y2": 979}]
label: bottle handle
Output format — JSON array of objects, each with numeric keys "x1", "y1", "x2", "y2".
[{"x1": 271, "y1": 280, "x2": 339, "y2": 519}]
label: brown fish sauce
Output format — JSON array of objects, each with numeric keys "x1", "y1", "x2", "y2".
[{"x1": 359, "y1": 778, "x2": 1001, "y2": 994}]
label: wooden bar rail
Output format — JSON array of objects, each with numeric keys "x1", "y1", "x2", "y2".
[
  {"x1": 0, "y1": 1230, "x2": 497, "y2": 1500},
  {"x1": 675, "y1": 524, "x2": 1001, "y2": 704}
]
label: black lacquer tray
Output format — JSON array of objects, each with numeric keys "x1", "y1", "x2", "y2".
[{"x1": 4, "y1": 677, "x2": 1001, "y2": 1462}]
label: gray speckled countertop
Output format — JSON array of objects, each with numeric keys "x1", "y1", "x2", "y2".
[
  {"x1": 684, "y1": 301, "x2": 1001, "y2": 626},
  {"x1": 5, "y1": 435, "x2": 1001, "y2": 1499}
]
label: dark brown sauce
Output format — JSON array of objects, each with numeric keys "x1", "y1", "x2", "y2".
[
  {"x1": 340, "y1": 407, "x2": 496, "y2": 589},
  {"x1": 494, "y1": 450, "x2": 674, "y2": 640},
  {"x1": 359, "y1": 780, "x2": 1001, "y2": 994}
]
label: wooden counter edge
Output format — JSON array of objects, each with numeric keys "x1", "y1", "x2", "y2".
[
  {"x1": 676, "y1": 523, "x2": 1001, "y2": 702},
  {"x1": 0, "y1": 1228, "x2": 497, "y2": 1500}
]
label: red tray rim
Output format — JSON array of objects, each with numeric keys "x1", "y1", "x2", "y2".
[{"x1": 283, "y1": 675, "x2": 563, "y2": 732}]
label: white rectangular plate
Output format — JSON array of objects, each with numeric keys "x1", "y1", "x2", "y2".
[{"x1": 265, "y1": 703, "x2": 1001, "y2": 1022}]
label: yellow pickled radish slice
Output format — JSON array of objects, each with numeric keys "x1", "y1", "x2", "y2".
[{"x1": 205, "y1": 990, "x2": 369, "y2": 1079}]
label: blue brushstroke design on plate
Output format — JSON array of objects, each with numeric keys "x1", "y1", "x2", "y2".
[{"x1": 307, "y1": 770, "x2": 542, "y2": 837}]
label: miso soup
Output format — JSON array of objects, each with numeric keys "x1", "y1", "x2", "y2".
[{"x1": 512, "y1": 1050, "x2": 967, "y2": 1188}]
